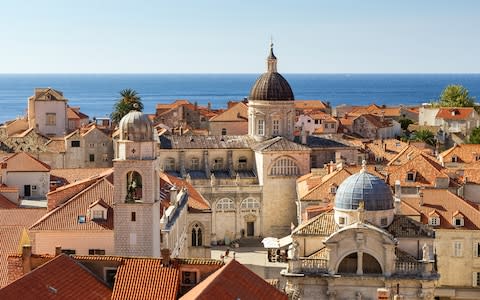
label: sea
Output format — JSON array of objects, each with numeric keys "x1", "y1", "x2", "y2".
[{"x1": 0, "y1": 73, "x2": 480, "y2": 123}]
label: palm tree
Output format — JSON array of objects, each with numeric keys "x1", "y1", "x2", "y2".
[
  {"x1": 439, "y1": 85, "x2": 475, "y2": 107},
  {"x1": 110, "y1": 89, "x2": 144, "y2": 124},
  {"x1": 412, "y1": 129, "x2": 436, "y2": 146}
]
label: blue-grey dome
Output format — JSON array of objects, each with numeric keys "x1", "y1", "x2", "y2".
[{"x1": 334, "y1": 170, "x2": 393, "y2": 211}]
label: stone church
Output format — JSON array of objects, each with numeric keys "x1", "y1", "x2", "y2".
[{"x1": 158, "y1": 44, "x2": 312, "y2": 244}]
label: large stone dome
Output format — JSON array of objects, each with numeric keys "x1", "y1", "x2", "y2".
[
  {"x1": 119, "y1": 110, "x2": 153, "y2": 142},
  {"x1": 248, "y1": 44, "x2": 294, "y2": 101},
  {"x1": 334, "y1": 168, "x2": 394, "y2": 211}
]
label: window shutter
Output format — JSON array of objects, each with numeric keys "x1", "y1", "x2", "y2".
[
  {"x1": 473, "y1": 272, "x2": 478, "y2": 287},
  {"x1": 474, "y1": 242, "x2": 479, "y2": 258}
]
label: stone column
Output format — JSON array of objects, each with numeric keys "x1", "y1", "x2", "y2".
[{"x1": 357, "y1": 251, "x2": 363, "y2": 275}]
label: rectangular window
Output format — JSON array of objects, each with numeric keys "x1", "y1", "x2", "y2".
[
  {"x1": 380, "y1": 218, "x2": 388, "y2": 227},
  {"x1": 257, "y1": 119, "x2": 265, "y2": 136},
  {"x1": 131, "y1": 212, "x2": 136, "y2": 222},
  {"x1": 105, "y1": 268, "x2": 117, "y2": 287},
  {"x1": 407, "y1": 173, "x2": 415, "y2": 182},
  {"x1": 71, "y1": 141, "x2": 80, "y2": 147},
  {"x1": 272, "y1": 119, "x2": 280, "y2": 135},
  {"x1": 88, "y1": 249, "x2": 106, "y2": 255},
  {"x1": 476, "y1": 272, "x2": 480, "y2": 287},
  {"x1": 339, "y1": 217, "x2": 346, "y2": 225},
  {"x1": 429, "y1": 217, "x2": 439, "y2": 226},
  {"x1": 89, "y1": 154, "x2": 95, "y2": 162},
  {"x1": 221, "y1": 128, "x2": 227, "y2": 135},
  {"x1": 102, "y1": 154, "x2": 108, "y2": 161},
  {"x1": 46, "y1": 113, "x2": 56, "y2": 126},
  {"x1": 92, "y1": 210, "x2": 104, "y2": 220},
  {"x1": 453, "y1": 241, "x2": 463, "y2": 257},
  {"x1": 475, "y1": 242, "x2": 480, "y2": 257},
  {"x1": 129, "y1": 233, "x2": 137, "y2": 245},
  {"x1": 238, "y1": 158, "x2": 247, "y2": 170},
  {"x1": 191, "y1": 158, "x2": 199, "y2": 170},
  {"x1": 182, "y1": 271, "x2": 197, "y2": 285},
  {"x1": 89, "y1": 143, "x2": 95, "y2": 148},
  {"x1": 61, "y1": 249, "x2": 76, "y2": 255}
]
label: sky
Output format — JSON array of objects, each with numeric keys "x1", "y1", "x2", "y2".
[{"x1": 1, "y1": 0, "x2": 479, "y2": 73}]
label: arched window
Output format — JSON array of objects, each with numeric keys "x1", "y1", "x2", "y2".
[
  {"x1": 240, "y1": 198, "x2": 260, "y2": 209},
  {"x1": 270, "y1": 157, "x2": 299, "y2": 176},
  {"x1": 190, "y1": 157, "x2": 200, "y2": 170},
  {"x1": 216, "y1": 198, "x2": 235, "y2": 211},
  {"x1": 164, "y1": 158, "x2": 175, "y2": 171},
  {"x1": 212, "y1": 158, "x2": 224, "y2": 170},
  {"x1": 126, "y1": 171, "x2": 142, "y2": 202},
  {"x1": 191, "y1": 223, "x2": 202, "y2": 246}
]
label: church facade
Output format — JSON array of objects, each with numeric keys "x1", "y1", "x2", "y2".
[{"x1": 157, "y1": 44, "x2": 312, "y2": 243}]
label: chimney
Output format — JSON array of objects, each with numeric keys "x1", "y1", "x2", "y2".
[
  {"x1": 170, "y1": 185, "x2": 178, "y2": 205},
  {"x1": 55, "y1": 246, "x2": 62, "y2": 256},
  {"x1": 161, "y1": 248, "x2": 171, "y2": 267},
  {"x1": 394, "y1": 180, "x2": 401, "y2": 198},
  {"x1": 419, "y1": 188, "x2": 424, "y2": 206},
  {"x1": 207, "y1": 102, "x2": 212, "y2": 111},
  {"x1": 194, "y1": 101, "x2": 198, "y2": 111},
  {"x1": 22, "y1": 245, "x2": 32, "y2": 274}
]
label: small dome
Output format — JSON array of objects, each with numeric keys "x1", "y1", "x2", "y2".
[
  {"x1": 119, "y1": 110, "x2": 153, "y2": 142},
  {"x1": 249, "y1": 72, "x2": 294, "y2": 101},
  {"x1": 334, "y1": 169, "x2": 393, "y2": 211}
]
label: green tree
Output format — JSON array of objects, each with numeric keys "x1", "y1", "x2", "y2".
[
  {"x1": 469, "y1": 127, "x2": 480, "y2": 144},
  {"x1": 399, "y1": 118, "x2": 414, "y2": 131},
  {"x1": 111, "y1": 89, "x2": 144, "y2": 124},
  {"x1": 439, "y1": 84, "x2": 475, "y2": 107},
  {"x1": 412, "y1": 129, "x2": 436, "y2": 146}
]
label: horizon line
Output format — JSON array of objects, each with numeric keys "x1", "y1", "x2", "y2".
[{"x1": 0, "y1": 72, "x2": 480, "y2": 75}]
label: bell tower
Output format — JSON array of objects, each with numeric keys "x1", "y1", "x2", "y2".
[{"x1": 113, "y1": 107, "x2": 161, "y2": 257}]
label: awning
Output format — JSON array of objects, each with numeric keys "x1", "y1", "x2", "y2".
[{"x1": 261, "y1": 235, "x2": 292, "y2": 249}]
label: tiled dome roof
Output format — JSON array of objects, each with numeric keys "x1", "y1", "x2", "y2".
[
  {"x1": 334, "y1": 168, "x2": 394, "y2": 211},
  {"x1": 248, "y1": 43, "x2": 294, "y2": 101},
  {"x1": 119, "y1": 110, "x2": 153, "y2": 142}
]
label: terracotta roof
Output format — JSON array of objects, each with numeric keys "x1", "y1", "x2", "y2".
[
  {"x1": 1, "y1": 152, "x2": 50, "y2": 172},
  {"x1": 298, "y1": 168, "x2": 353, "y2": 203},
  {"x1": 402, "y1": 189, "x2": 480, "y2": 230},
  {"x1": 292, "y1": 211, "x2": 337, "y2": 236},
  {"x1": 47, "y1": 169, "x2": 113, "y2": 210},
  {"x1": 358, "y1": 114, "x2": 392, "y2": 129},
  {"x1": 350, "y1": 104, "x2": 402, "y2": 118},
  {"x1": 364, "y1": 139, "x2": 408, "y2": 162},
  {"x1": 156, "y1": 100, "x2": 191, "y2": 110},
  {"x1": 308, "y1": 247, "x2": 329, "y2": 259},
  {"x1": 387, "y1": 144, "x2": 435, "y2": 166},
  {"x1": 112, "y1": 259, "x2": 179, "y2": 300},
  {"x1": 295, "y1": 100, "x2": 328, "y2": 111},
  {"x1": 0, "y1": 254, "x2": 112, "y2": 300},
  {"x1": 386, "y1": 215, "x2": 434, "y2": 238},
  {"x1": 0, "y1": 208, "x2": 47, "y2": 287},
  {"x1": 387, "y1": 153, "x2": 454, "y2": 188},
  {"x1": 30, "y1": 178, "x2": 114, "y2": 231},
  {"x1": 209, "y1": 102, "x2": 248, "y2": 122},
  {"x1": 0, "y1": 194, "x2": 17, "y2": 209},
  {"x1": 159, "y1": 172, "x2": 210, "y2": 211},
  {"x1": 50, "y1": 168, "x2": 112, "y2": 185},
  {"x1": 439, "y1": 143, "x2": 480, "y2": 164},
  {"x1": 436, "y1": 107, "x2": 474, "y2": 120},
  {"x1": 252, "y1": 136, "x2": 311, "y2": 152},
  {"x1": 180, "y1": 259, "x2": 287, "y2": 300}
]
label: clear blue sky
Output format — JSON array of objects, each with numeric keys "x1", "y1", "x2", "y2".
[{"x1": 1, "y1": 0, "x2": 479, "y2": 73}]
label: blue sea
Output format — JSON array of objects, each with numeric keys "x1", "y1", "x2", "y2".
[{"x1": 0, "y1": 73, "x2": 480, "y2": 123}]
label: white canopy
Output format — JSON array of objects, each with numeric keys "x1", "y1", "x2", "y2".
[{"x1": 261, "y1": 235, "x2": 292, "y2": 249}]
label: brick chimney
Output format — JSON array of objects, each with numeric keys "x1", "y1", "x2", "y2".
[
  {"x1": 170, "y1": 185, "x2": 178, "y2": 205},
  {"x1": 55, "y1": 246, "x2": 62, "y2": 256},
  {"x1": 21, "y1": 245, "x2": 32, "y2": 274}
]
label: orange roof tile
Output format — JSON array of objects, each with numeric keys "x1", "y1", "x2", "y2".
[
  {"x1": 180, "y1": 259, "x2": 287, "y2": 300},
  {"x1": 436, "y1": 107, "x2": 474, "y2": 120},
  {"x1": 209, "y1": 102, "x2": 248, "y2": 122},
  {"x1": 439, "y1": 143, "x2": 480, "y2": 164},
  {"x1": 50, "y1": 168, "x2": 112, "y2": 185},
  {"x1": 112, "y1": 259, "x2": 180, "y2": 300},
  {"x1": 294, "y1": 100, "x2": 328, "y2": 111},
  {"x1": 0, "y1": 254, "x2": 112, "y2": 300},
  {"x1": 0, "y1": 208, "x2": 47, "y2": 287},
  {"x1": 364, "y1": 139, "x2": 408, "y2": 162},
  {"x1": 402, "y1": 189, "x2": 480, "y2": 230},
  {"x1": 0, "y1": 194, "x2": 17, "y2": 209},
  {"x1": 2, "y1": 152, "x2": 50, "y2": 172},
  {"x1": 31, "y1": 178, "x2": 114, "y2": 231},
  {"x1": 160, "y1": 172, "x2": 210, "y2": 211}
]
